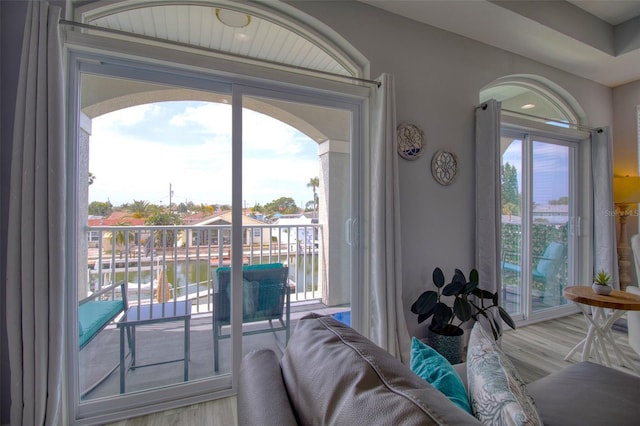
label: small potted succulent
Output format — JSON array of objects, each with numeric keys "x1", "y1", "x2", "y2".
[{"x1": 592, "y1": 270, "x2": 612, "y2": 295}]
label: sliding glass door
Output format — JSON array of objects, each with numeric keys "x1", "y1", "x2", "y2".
[
  {"x1": 69, "y1": 54, "x2": 363, "y2": 422},
  {"x1": 500, "y1": 129, "x2": 578, "y2": 322},
  {"x1": 72, "y1": 60, "x2": 235, "y2": 420},
  {"x1": 229, "y1": 88, "x2": 357, "y2": 379}
]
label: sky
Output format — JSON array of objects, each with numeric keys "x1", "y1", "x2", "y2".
[
  {"x1": 89, "y1": 101, "x2": 320, "y2": 209},
  {"x1": 502, "y1": 138, "x2": 569, "y2": 204}
]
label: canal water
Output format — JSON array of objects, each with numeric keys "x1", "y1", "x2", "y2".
[{"x1": 91, "y1": 254, "x2": 318, "y2": 295}]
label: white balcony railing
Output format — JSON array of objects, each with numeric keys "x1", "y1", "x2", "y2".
[{"x1": 85, "y1": 224, "x2": 323, "y2": 313}]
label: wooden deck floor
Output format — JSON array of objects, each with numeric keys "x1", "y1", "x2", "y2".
[{"x1": 107, "y1": 313, "x2": 640, "y2": 426}]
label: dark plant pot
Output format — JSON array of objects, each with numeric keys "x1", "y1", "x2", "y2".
[{"x1": 427, "y1": 326, "x2": 464, "y2": 364}]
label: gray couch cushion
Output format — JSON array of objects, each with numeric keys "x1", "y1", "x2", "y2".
[
  {"x1": 527, "y1": 361, "x2": 640, "y2": 426},
  {"x1": 239, "y1": 349, "x2": 298, "y2": 426},
  {"x1": 280, "y1": 314, "x2": 481, "y2": 425}
]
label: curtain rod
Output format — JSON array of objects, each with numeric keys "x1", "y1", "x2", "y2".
[
  {"x1": 478, "y1": 103, "x2": 598, "y2": 132},
  {"x1": 59, "y1": 19, "x2": 381, "y2": 88}
]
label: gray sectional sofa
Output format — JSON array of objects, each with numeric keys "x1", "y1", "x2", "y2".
[{"x1": 238, "y1": 314, "x2": 640, "y2": 425}]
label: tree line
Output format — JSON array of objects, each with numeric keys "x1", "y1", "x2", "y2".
[
  {"x1": 89, "y1": 176, "x2": 321, "y2": 222},
  {"x1": 501, "y1": 162, "x2": 568, "y2": 219}
]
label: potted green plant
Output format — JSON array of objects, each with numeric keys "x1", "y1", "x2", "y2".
[
  {"x1": 410, "y1": 267, "x2": 516, "y2": 363},
  {"x1": 592, "y1": 270, "x2": 612, "y2": 295}
]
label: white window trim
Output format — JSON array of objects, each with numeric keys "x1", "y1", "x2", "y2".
[
  {"x1": 67, "y1": 46, "x2": 367, "y2": 424},
  {"x1": 500, "y1": 121, "x2": 585, "y2": 325}
]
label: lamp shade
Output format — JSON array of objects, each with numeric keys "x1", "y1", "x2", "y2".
[{"x1": 613, "y1": 176, "x2": 640, "y2": 204}]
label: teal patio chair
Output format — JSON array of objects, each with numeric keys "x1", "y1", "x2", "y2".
[
  {"x1": 502, "y1": 241, "x2": 566, "y2": 299},
  {"x1": 78, "y1": 281, "x2": 127, "y2": 398},
  {"x1": 213, "y1": 263, "x2": 290, "y2": 371}
]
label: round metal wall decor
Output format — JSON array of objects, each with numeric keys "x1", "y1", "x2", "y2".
[
  {"x1": 397, "y1": 123, "x2": 424, "y2": 160},
  {"x1": 431, "y1": 150, "x2": 458, "y2": 186}
]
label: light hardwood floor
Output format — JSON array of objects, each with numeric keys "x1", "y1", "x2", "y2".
[
  {"x1": 108, "y1": 313, "x2": 639, "y2": 425},
  {"x1": 106, "y1": 396, "x2": 237, "y2": 426},
  {"x1": 502, "y1": 313, "x2": 639, "y2": 383}
]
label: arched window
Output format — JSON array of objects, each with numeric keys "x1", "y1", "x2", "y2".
[
  {"x1": 480, "y1": 75, "x2": 585, "y2": 127},
  {"x1": 73, "y1": 0, "x2": 367, "y2": 81},
  {"x1": 480, "y1": 75, "x2": 590, "y2": 325}
]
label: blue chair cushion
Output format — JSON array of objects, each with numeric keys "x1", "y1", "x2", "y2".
[
  {"x1": 535, "y1": 242, "x2": 565, "y2": 278},
  {"x1": 215, "y1": 263, "x2": 287, "y2": 323},
  {"x1": 243, "y1": 278, "x2": 259, "y2": 317},
  {"x1": 503, "y1": 261, "x2": 543, "y2": 281},
  {"x1": 503, "y1": 242, "x2": 564, "y2": 284},
  {"x1": 502, "y1": 262, "x2": 521, "y2": 275},
  {"x1": 79, "y1": 299, "x2": 124, "y2": 349}
]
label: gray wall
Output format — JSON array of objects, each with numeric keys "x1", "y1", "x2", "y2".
[{"x1": 292, "y1": 1, "x2": 616, "y2": 335}]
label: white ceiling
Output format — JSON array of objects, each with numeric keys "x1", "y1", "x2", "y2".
[
  {"x1": 568, "y1": 0, "x2": 640, "y2": 25},
  {"x1": 362, "y1": 0, "x2": 640, "y2": 88}
]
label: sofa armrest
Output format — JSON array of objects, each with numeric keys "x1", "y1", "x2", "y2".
[
  {"x1": 527, "y1": 361, "x2": 640, "y2": 425},
  {"x1": 238, "y1": 349, "x2": 297, "y2": 426}
]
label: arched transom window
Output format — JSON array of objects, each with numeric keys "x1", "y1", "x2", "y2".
[{"x1": 74, "y1": 0, "x2": 360, "y2": 78}]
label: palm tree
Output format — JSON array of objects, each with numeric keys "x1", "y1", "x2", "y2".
[
  {"x1": 128, "y1": 199, "x2": 152, "y2": 219},
  {"x1": 112, "y1": 222, "x2": 135, "y2": 258},
  {"x1": 307, "y1": 177, "x2": 320, "y2": 215}
]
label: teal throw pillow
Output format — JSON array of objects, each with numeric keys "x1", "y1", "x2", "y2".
[{"x1": 410, "y1": 337, "x2": 472, "y2": 414}]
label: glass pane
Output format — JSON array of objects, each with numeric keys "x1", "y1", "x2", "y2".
[
  {"x1": 79, "y1": 73, "x2": 232, "y2": 399},
  {"x1": 480, "y1": 84, "x2": 574, "y2": 125},
  {"x1": 500, "y1": 136, "x2": 523, "y2": 316},
  {"x1": 237, "y1": 95, "x2": 353, "y2": 364},
  {"x1": 531, "y1": 140, "x2": 570, "y2": 312}
]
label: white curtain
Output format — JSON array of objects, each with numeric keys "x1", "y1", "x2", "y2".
[
  {"x1": 368, "y1": 74, "x2": 411, "y2": 363},
  {"x1": 475, "y1": 100, "x2": 502, "y2": 294},
  {"x1": 6, "y1": 2, "x2": 66, "y2": 425},
  {"x1": 591, "y1": 127, "x2": 619, "y2": 288}
]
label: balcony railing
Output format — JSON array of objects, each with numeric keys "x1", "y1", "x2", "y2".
[{"x1": 85, "y1": 224, "x2": 323, "y2": 313}]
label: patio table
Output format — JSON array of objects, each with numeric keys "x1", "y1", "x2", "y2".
[
  {"x1": 117, "y1": 302, "x2": 191, "y2": 393},
  {"x1": 563, "y1": 286, "x2": 640, "y2": 373}
]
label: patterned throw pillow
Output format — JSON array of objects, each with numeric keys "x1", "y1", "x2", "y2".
[{"x1": 467, "y1": 322, "x2": 542, "y2": 425}]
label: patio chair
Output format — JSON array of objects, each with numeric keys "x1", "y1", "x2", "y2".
[
  {"x1": 213, "y1": 263, "x2": 290, "y2": 371},
  {"x1": 502, "y1": 241, "x2": 566, "y2": 300},
  {"x1": 79, "y1": 281, "x2": 127, "y2": 398}
]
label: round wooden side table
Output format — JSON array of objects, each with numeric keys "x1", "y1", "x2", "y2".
[{"x1": 563, "y1": 286, "x2": 640, "y2": 373}]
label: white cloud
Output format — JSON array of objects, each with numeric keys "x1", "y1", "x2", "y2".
[
  {"x1": 169, "y1": 104, "x2": 303, "y2": 155},
  {"x1": 170, "y1": 103, "x2": 232, "y2": 136},
  {"x1": 92, "y1": 104, "x2": 158, "y2": 129},
  {"x1": 89, "y1": 101, "x2": 322, "y2": 208}
]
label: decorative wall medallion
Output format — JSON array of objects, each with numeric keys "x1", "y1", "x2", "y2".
[
  {"x1": 397, "y1": 123, "x2": 424, "y2": 160},
  {"x1": 431, "y1": 150, "x2": 457, "y2": 186}
]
